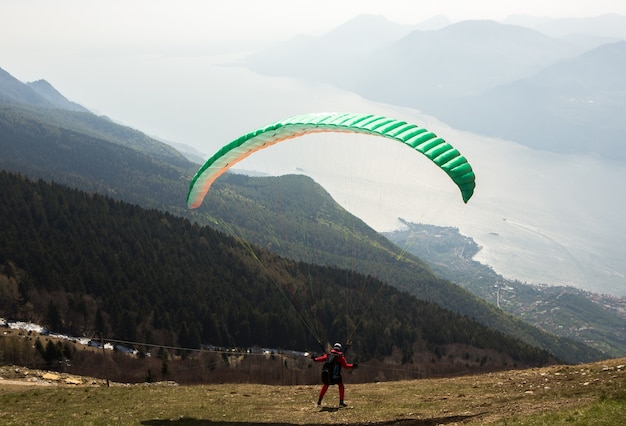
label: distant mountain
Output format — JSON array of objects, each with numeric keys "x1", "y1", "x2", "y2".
[
  {"x1": 532, "y1": 13, "x2": 626, "y2": 40},
  {"x1": 244, "y1": 18, "x2": 625, "y2": 161},
  {"x1": 0, "y1": 67, "x2": 197, "y2": 214},
  {"x1": 432, "y1": 41, "x2": 626, "y2": 159},
  {"x1": 353, "y1": 20, "x2": 583, "y2": 105},
  {"x1": 0, "y1": 67, "x2": 50, "y2": 107},
  {"x1": 247, "y1": 19, "x2": 584, "y2": 106},
  {"x1": 416, "y1": 14, "x2": 452, "y2": 31},
  {"x1": 27, "y1": 79, "x2": 90, "y2": 113},
  {"x1": 246, "y1": 14, "x2": 418, "y2": 88},
  {"x1": 0, "y1": 67, "x2": 189, "y2": 167},
  {"x1": 0, "y1": 68, "x2": 89, "y2": 112}
]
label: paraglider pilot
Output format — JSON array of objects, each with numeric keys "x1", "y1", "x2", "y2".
[{"x1": 313, "y1": 342, "x2": 358, "y2": 407}]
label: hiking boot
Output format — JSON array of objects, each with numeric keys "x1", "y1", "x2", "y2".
[
  {"x1": 339, "y1": 401, "x2": 348, "y2": 407},
  {"x1": 317, "y1": 399, "x2": 322, "y2": 406}
]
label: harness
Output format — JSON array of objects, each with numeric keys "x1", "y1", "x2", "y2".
[{"x1": 321, "y1": 354, "x2": 342, "y2": 385}]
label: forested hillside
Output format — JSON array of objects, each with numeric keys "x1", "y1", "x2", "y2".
[
  {"x1": 195, "y1": 173, "x2": 603, "y2": 363},
  {"x1": 0, "y1": 104, "x2": 194, "y2": 213},
  {"x1": 385, "y1": 222, "x2": 626, "y2": 358},
  {"x1": 0, "y1": 171, "x2": 558, "y2": 371}
]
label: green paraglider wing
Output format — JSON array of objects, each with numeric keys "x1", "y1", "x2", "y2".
[{"x1": 187, "y1": 112, "x2": 475, "y2": 208}]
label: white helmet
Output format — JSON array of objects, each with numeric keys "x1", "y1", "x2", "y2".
[{"x1": 333, "y1": 342, "x2": 342, "y2": 351}]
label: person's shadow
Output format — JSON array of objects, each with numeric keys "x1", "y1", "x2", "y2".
[{"x1": 141, "y1": 413, "x2": 480, "y2": 425}]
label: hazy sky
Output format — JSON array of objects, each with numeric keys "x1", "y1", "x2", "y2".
[{"x1": 4, "y1": 1, "x2": 626, "y2": 51}]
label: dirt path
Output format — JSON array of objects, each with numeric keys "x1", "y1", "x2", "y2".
[{"x1": 0, "y1": 366, "x2": 102, "y2": 389}]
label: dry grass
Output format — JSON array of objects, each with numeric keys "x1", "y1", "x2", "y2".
[{"x1": 1, "y1": 357, "x2": 626, "y2": 425}]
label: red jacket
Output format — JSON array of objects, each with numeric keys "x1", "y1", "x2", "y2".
[{"x1": 314, "y1": 349, "x2": 355, "y2": 369}]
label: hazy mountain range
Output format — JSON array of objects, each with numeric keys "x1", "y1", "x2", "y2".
[
  {"x1": 0, "y1": 68, "x2": 89, "y2": 113},
  {"x1": 245, "y1": 14, "x2": 626, "y2": 161}
]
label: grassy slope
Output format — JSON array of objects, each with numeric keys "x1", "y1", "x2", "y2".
[{"x1": 1, "y1": 357, "x2": 625, "y2": 425}]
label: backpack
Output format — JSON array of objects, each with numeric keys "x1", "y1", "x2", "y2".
[{"x1": 321, "y1": 354, "x2": 341, "y2": 385}]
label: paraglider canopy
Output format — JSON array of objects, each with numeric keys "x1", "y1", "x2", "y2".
[{"x1": 187, "y1": 112, "x2": 475, "y2": 209}]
